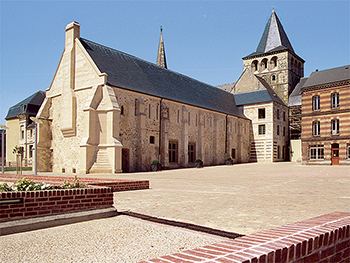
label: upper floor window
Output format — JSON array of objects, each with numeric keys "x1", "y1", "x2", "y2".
[
  {"x1": 150, "y1": 136, "x2": 155, "y2": 144},
  {"x1": 120, "y1": 105, "x2": 124, "y2": 116},
  {"x1": 331, "y1": 93, "x2": 339, "y2": 109},
  {"x1": 312, "y1": 121, "x2": 320, "y2": 136},
  {"x1": 277, "y1": 125, "x2": 280, "y2": 135},
  {"x1": 283, "y1": 111, "x2": 286, "y2": 121},
  {"x1": 312, "y1": 96, "x2": 320, "y2": 111},
  {"x1": 258, "y1": 124, "x2": 266, "y2": 135},
  {"x1": 277, "y1": 109, "x2": 280, "y2": 119},
  {"x1": 251, "y1": 60, "x2": 258, "y2": 72},
  {"x1": 258, "y1": 108, "x2": 265, "y2": 119},
  {"x1": 261, "y1": 59, "x2": 268, "y2": 70},
  {"x1": 271, "y1": 56, "x2": 277, "y2": 68},
  {"x1": 331, "y1": 119, "x2": 339, "y2": 135}
]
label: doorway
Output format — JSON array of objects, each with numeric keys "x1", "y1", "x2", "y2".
[
  {"x1": 122, "y1": 148, "x2": 130, "y2": 172},
  {"x1": 331, "y1": 143, "x2": 339, "y2": 165}
]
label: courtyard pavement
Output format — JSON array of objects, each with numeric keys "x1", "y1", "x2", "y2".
[
  {"x1": 1, "y1": 162, "x2": 349, "y2": 262},
  {"x1": 108, "y1": 162, "x2": 350, "y2": 235}
]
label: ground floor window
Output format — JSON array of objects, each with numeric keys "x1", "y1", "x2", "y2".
[
  {"x1": 169, "y1": 141, "x2": 178, "y2": 163},
  {"x1": 347, "y1": 144, "x2": 350, "y2": 159},
  {"x1": 310, "y1": 145, "x2": 324, "y2": 160},
  {"x1": 29, "y1": 145, "x2": 33, "y2": 158},
  {"x1": 277, "y1": 145, "x2": 280, "y2": 159},
  {"x1": 188, "y1": 143, "x2": 195, "y2": 163}
]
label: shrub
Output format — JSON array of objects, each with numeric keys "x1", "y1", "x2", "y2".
[
  {"x1": 226, "y1": 157, "x2": 232, "y2": 160},
  {"x1": 0, "y1": 176, "x2": 86, "y2": 192},
  {"x1": 152, "y1": 160, "x2": 159, "y2": 165},
  {"x1": 195, "y1": 158, "x2": 202, "y2": 162}
]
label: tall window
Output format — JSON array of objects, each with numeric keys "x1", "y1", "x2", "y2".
[
  {"x1": 156, "y1": 104, "x2": 159, "y2": 120},
  {"x1": 169, "y1": 141, "x2": 178, "y2": 163},
  {"x1": 312, "y1": 96, "x2": 320, "y2": 111},
  {"x1": 29, "y1": 145, "x2": 33, "y2": 158},
  {"x1": 258, "y1": 108, "x2": 265, "y2": 119},
  {"x1": 188, "y1": 112, "x2": 190, "y2": 125},
  {"x1": 310, "y1": 145, "x2": 324, "y2": 160},
  {"x1": 347, "y1": 144, "x2": 350, "y2": 159},
  {"x1": 312, "y1": 121, "x2": 320, "y2": 136},
  {"x1": 277, "y1": 145, "x2": 280, "y2": 159},
  {"x1": 251, "y1": 60, "x2": 258, "y2": 72},
  {"x1": 283, "y1": 126, "x2": 286, "y2": 137},
  {"x1": 277, "y1": 125, "x2": 280, "y2": 135},
  {"x1": 277, "y1": 109, "x2": 280, "y2": 119},
  {"x1": 331, "y1": 119, "x2": 339, "y2": 135},
  {"x1": 331, "y1": 93, "x2": 339, "y2": 108},
  {"x1": 149, "y1": 104, "x2": 151, "y2": 118},
  {"x1": 261, "y1": 59, "x2": 268, "y2": 70},
  {"x1": 283, "y1": 112, "x2": 286, "y2": 121},
  {"x1": 258, "y1": 124, "x2": 266, "y2": 135},
  {"x1": 188, "y1": 143, "x2": 195, "y2": 163}
]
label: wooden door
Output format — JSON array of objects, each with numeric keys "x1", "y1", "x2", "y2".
[{"x1": 331, "y1": 143, "x2": 339, "y2": 165}]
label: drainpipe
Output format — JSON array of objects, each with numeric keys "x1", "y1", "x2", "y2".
[
  {"x1": 225, "y1": 115, "x2": 228, "y2": 154},
  {"x1": 158, "y1": 98, "x2": 163, "y2": 161}
]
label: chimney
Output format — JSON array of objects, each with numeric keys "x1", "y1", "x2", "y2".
[{"x1": 65, "y1": 21, "x2": 80, "y2": 50}]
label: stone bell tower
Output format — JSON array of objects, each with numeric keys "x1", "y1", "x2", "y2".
[{"x1": 242, "y1": 10, "x2": 304, "y2": 104}]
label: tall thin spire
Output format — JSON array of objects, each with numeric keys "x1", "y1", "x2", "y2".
[{"x1": 156, "y1": 26, "x2": 167, "y2": 69}]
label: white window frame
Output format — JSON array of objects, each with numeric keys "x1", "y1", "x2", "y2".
[
  {"x1": 312, "y1": 121, "x2": 320, "y2": 136},
  {"x1": 331, "y1": 93, "x2": 339, "y2": 109},
  {"x1": 310, "y1": 145, "x2": 324, "y2": 160},
  {"x1": 331, "y1": 119, "x2": 339, "y2": 135},
  {"x1": 312, "y1": 95, "x2": 320, "y2": 111}
]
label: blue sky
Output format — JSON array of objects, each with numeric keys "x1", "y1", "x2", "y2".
[{"x1": 1, "y1": 0, "x2": 349, "y2": 122}]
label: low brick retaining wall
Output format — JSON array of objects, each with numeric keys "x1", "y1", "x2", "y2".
[
  {"x1": 0, "y1": 174, "x2": 149, "y2": 192},
  {"x1": 0, "y1": 186, "x2": 114, "y2": 222},
  {"x1": 142, "y1": 212, "x2": 350, "y2": 263}
]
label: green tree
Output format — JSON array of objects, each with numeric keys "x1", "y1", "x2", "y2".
[{"x1": 12, "y1": 146, "x2": 24, "y2": 175}]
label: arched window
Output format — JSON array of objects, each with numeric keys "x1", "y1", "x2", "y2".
[
  {"x1": 261, "y1": 59, "x2": 268, "y2": 70},
  {"x1": 251, "y1": 60, "x2": 258, "y2": 72},
  {"x1": 271, "y1": 57, "x2": 278, "y2": 68}
]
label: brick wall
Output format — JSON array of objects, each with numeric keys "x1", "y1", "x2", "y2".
[
  {"x1": 0, "y1": 186, "x2": 113, "y2": 222},
  {"x1": 142, "y1": 212, "x2": 350, "y2": 263},
  {"x1": 0, "y1": 174, "x2": 149, "y2": 192}
]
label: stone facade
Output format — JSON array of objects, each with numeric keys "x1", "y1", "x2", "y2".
[
  {"x1": 242, "y1": 102, "x2": 289, "y2": 162},
  {"x1": 36, "y1": 22, "x2": 251, "y2": 174}
]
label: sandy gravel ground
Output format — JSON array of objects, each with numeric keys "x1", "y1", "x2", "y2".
[{"x1": 0, "y1": 215, "x2": 223, "y2": 262}]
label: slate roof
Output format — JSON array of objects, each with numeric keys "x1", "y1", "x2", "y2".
[
  {"x1": 243, "y1": 10, "x2": 295, "y2": 59},
  {"x1": 303, "y1": 65, "x2": 350, "y2": 89},
  {"x1": 234, "y1": 89, "x2": 285, "y2": 106},
  {"x1": 216, "y1": 82, "x2": 235, "y2": 93},
  {"x1": 289, "y1": 77, "x2": 308, "y2": 106},
  {"x1": 80, "y1": 38, "x2": 245, "y2": 118},
  {"x1": 5, "y1": 91, "x2": 46, "y2": 120}
]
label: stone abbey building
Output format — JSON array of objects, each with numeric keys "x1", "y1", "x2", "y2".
[{"x1": 7, "y1": 10, "x2": 348, "y2": 173}]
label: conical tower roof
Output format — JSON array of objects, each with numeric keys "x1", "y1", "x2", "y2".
[
  {"x1": 244, "y1": 10, "x2": 294, "y2": 59},
  {"x1": 156, "y1": 26, "x2": 167, "y2": 68}
]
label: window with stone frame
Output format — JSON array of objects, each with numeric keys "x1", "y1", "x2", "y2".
[
  {"x1": 150, "y1": 136, "x2": 155, "y2": 144},
  {"x1": 169, "y1": 141, "x2": 178, "y2": 163},
  {"x1": 331, "y1": 93, "x2": 339, "y2": 109},
  {"x1": 251, "y1": 60, "x2": 258, "y2": 72},
  {"x1": 331, "y1": 119, "x2": 339, "y2": 135},
  {"x1": 188, "y1": 143, "x2": 195, "y2": 163},
  {"x1": 258, "y1": 108, "x2": 265, "y2": 119},
  {"x1": 312, "y1": 95, "x2": 320, "y2": 111},
  {"x1": 310, "y1": 145, "x2": 324, "y2": 160},
  {"x1": 347, "y1": 144, "x2": 350, "y2": 159},
  {"x1": 277, "y1": 125, "x2": 280, "y2": 135},
  {"x1": 277, "y1": 109, "x2": 280, "y2": 119},
  {"x1": 312, "y1": 121, "x2": 320, "y2": 136},
  {"x1": 258, "y1": 124, "x2": 266, "y2": 135},
  {"x1": 231, "y1": 148, "x2": 236, "y2": 159}
]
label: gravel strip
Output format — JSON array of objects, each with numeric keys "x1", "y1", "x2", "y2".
[{"x1": 0, "y1": 215, "x2": 223, "y2": 262}]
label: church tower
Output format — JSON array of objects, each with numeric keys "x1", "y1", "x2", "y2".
[
  {"x1": 242, "y1": 10, "x2": 304, "y2": 104},
  {"x1": 156, "y1": 26, "x2": 167, "y2": 68}
]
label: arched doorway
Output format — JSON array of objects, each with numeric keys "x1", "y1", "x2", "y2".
[{"x1": 331, "y1": 143, "x2": 339, "y2": 165}]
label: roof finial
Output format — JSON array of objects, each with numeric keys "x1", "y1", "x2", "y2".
[
  {"x1": 160, "y1": 25, "x2": 163, "y2": 33},
  {"x1": 157, "y1": 26, "x2": 167, "y2": 69}
]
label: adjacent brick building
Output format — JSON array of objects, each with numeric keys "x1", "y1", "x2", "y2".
[{"x1": 301, "y1": 66, "x2": 350, "y2": 165}]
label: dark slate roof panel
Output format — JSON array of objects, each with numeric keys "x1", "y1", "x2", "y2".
[
  {"x1": 234, "y1": 89, "x2": 284, "y2": 106},
  {"x1": 303, "y1": 65, "x2": 350, "y2": 88},
  {"x1": 5, "y1": 91, "x2": 45, "y2": 120},
  {"x1": 80, "y1": 38, "x2": 245, "y2": 118}
]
